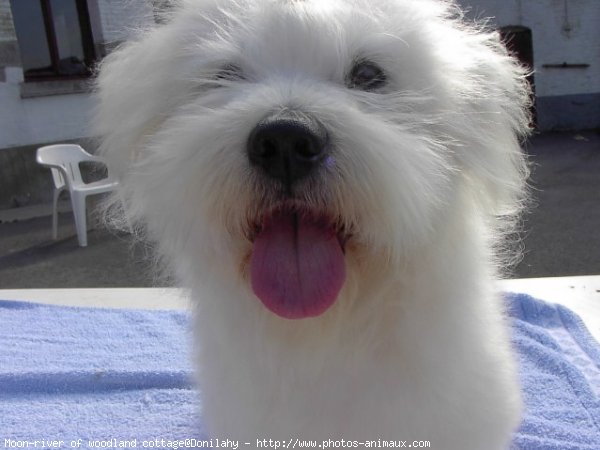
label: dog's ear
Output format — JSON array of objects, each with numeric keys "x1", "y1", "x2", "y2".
[
  {"x1": 95, "y1": 24, "x2": 188, "y2": 177},
  {"x1": 95, "y1": 38, "x2": 157, "y2": 175},
  {"x1": 444, "y1": 28, "x2": 532, "y2": 220}
]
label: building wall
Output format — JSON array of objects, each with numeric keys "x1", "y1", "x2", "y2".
[
  {"x1": 0, "y1": 0, "x2": 20, "y2": 77},
  {"x1": 0, "y1": 77, "x2": 94, "y2": 148},
  {"x1": 96, "y1": 0, "x2": 153, "y2": 45},
  {"x1": 459, "y1": 0, "x2": 600, "y2": 130},
  {"x1": 0, "y1": 0, "x2": 152, "y2": 150}
]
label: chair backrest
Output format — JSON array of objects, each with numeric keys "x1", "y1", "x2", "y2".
[{"x1": 36, "y1": 144, "x2": 100, "y2": 190}]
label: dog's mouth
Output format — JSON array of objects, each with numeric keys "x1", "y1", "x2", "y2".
[{"x1": 249, "y1": 205, "x2": 347, "y2": 320}]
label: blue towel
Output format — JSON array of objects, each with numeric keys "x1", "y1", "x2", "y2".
[
  {"x1": 0, "y1": 294, "x2": 598, "y2": 449},
  {"x1": 0, "y1": 301, "x2": 204, "y2": 444},
  {"x1": 508, "y1": 293, "x2": 600, "y2": 450}
]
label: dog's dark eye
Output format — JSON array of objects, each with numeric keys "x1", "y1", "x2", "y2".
[
  {"x1": 216, "y1": 64, "x2": 245, "y2": 82},
  {"x1": 347, "y1": 61, "x2": 386, "y2": 91}
]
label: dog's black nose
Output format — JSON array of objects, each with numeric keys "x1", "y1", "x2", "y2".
[{"x1": 247, "y1": 111, "x2": 328, "y2": 187}]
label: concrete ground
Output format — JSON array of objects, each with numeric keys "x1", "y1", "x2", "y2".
[{"x1": 0, "y1": 130, "x2": 598, "y2": 289}]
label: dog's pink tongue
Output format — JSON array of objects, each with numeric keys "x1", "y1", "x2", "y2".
[{"x1": 250, "y1": 211, "x2": 346, "y2": 319}]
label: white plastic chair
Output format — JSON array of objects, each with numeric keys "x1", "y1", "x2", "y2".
[{"x1": 36, "y1": 144, "x2": 119, "y2": 247}]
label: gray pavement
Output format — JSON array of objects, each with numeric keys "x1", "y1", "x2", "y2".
[
  {"x1": 517, "y1": 130, "x2": 600, "y2": 277},
  {"x1": 0, "y1": 211, "x2": 160, "y2": 288},
  {"x1": 0, "y1": 130, "x2": 599, "y2": 289}
]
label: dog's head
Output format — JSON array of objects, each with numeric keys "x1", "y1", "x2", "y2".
[{"x1": 96, "y1": 0, "x2": 530, "y2": 319}]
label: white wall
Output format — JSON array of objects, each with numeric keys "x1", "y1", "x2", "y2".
[
  {"x1": 97, "y1": 0, "x2": 154, "y2": 43},
  {"x1": 0, "y1": 0, "x2": 152, "y2": 149},
  {"x1": 460, "y1": 0, "x2": 600, "y2": 98},
  {"x1": 0, "y1": 69, "x2": 94, "y2": 148}
]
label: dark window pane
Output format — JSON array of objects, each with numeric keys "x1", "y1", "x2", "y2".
[
  {"x1": 51, "y1": 0, "x2": 87, "y2": 75},
  {"x1": 10, "y1": 0, "x2": 53, "y2": 76}
]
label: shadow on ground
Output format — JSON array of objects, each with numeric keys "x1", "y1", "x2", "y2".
[{"x1": 0, "y1": 212, "x2": 164, "y2": 288}]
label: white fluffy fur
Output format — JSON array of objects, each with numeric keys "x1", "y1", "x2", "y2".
[{"x1": 96, "y1": 0, "x2": 531, "y2": 448}]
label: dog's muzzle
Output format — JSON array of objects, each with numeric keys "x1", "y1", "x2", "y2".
[
  {"x1": 245, "y1": 110, "x2": 345, "y2": 320},
  {"x1": 247, "y1": 110, "x2": 328, "y2": 189}
]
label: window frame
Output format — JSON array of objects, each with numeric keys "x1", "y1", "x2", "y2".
[{"x1": 13, "y1": 0, "x2": 96, "y2": 82}]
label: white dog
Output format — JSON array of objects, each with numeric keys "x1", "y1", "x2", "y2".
[{"x1": 96, "y1": 0, "x2": 531, "y2": 448}]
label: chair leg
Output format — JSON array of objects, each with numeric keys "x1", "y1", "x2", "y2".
[
  {"x1": 52, "y1": 189, "x2": 61, "y2": 240},
  {"x1": 72, "y1": 193, "x2": 88, "y2": 247}
]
